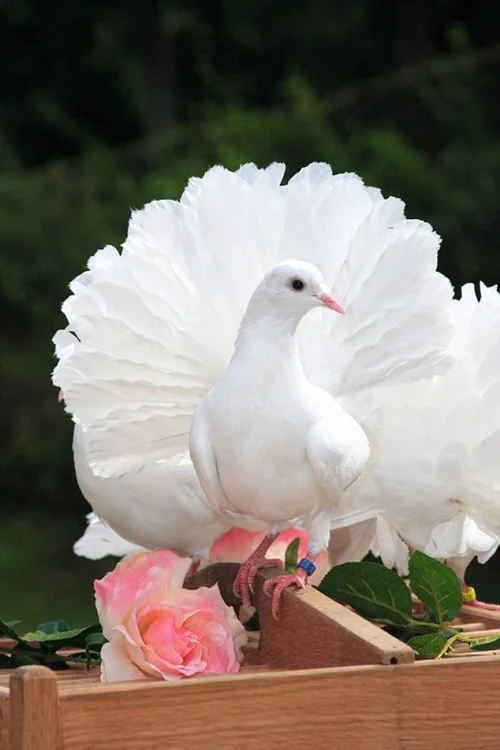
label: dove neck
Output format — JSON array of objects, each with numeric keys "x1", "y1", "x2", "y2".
[{"x1": 233, "y1": 307, "x2": 304, "y2": 368}]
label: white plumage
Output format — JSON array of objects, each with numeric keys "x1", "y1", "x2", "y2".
[
  {"x1": 348, "y1": 284, "x2": 500, "y2": 596},
  {"x1": 190, "y1": 260, "x2": 374, "y2": 612},
  {"x1": 53, "y1": 162, "x2": 454, "y2": 578},
  {"x1": 74, "y1": 512, "x2": 143, "y2": 560},
  {"x1": 71, "y1": 423, "x2": 232, "y2": 562}
]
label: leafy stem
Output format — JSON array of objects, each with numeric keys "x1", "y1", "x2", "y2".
[
  {"x1": 318, "y1": 551, "x2": 498, "y2": 659},
  {"x1": 0, "y1": 620, "x2": 105, "y2": 671}
]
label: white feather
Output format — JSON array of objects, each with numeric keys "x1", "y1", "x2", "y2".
[{"x1": 74, "y1": 513, "x2": 143, "y2": 559}]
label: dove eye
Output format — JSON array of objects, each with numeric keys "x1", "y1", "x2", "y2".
[{"x1": 290, "y1": 278, "x2": 305, "y2": 292}]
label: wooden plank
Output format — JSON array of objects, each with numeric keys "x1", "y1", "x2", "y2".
[
  {"x1": 255, "y1": 567, "x2": 414, "y2": 668},
  {"x1": 60, "y1": 665, "x2": 400, "y2": 750},
  {"x1": 399, "y1": 656, "x2": 500, "y2": 748},
  {"x1": 9, "y1": 667, "x2": 62, "y2": 750},
  {"x1": 454, "y1": 621, "x2": 487, "y2": 632},
  {"x1": 458, "y1": 604, "x2": 500, "y2": 626},
  {"x1": 0, "y1": 693, "x2": 9, "y2": 750},
  {"x1": 56, "y1": 656, "x2": 500, "y2": 750}
]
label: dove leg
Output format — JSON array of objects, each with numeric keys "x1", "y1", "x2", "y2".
[
  {"x1": 233, "y1": 532, "x2": 282, "y2": 607},
  {"x1": 449, "y1": 557, "x2": 500, "y2": 610},
  {"x1": 263, "y1": 551, "x2": 320, "y2": 618},
  {"x1": 263, "y1": 513, "x2": 330, "y2": 617},
  {"x1": 462, "y1": 583, "x2": 500, "y2": 611}
]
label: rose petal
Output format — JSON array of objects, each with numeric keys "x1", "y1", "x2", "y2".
[
  {"x1": 96, "y1": 551, "x2": 247, "y2": 682},
  {"x1": 100, "y1": 640, "x2": 147, "y2": 682},
  {"x1": 95, "y1": 550, "x2": 192, "y2": 638}
]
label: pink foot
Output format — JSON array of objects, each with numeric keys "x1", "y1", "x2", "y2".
[
  {"x1": 263, "y1": 567, "x2": 308, "y2": 618},
  {"x1": 462, "y1": 584, "x2": 500, "y2": 611},
  {"x1": 467, "y1": 599, "x2": 500, "y2": 611},
  {"x1": 233, "y1": 534, "x2": 281, "y2": 607}
]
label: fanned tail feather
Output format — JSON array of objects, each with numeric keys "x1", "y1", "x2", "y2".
[
  {"x1": 348, "y1": 285, "x2": 500, "y2": 566},
  {"x1": 74, "y1": 513, "x2": 144, "y2": 560},
  {"x1": 53, "y1": 163, "x2": 454, "y2": 480}
]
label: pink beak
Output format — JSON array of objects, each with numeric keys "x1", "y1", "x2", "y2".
[{"x1": 320, "y1": 294, "x2": 345, "y2": 314}]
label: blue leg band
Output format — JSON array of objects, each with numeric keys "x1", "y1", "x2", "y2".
[{"x1": 297, "y1": 558, "x2": 316, "y2": 576}]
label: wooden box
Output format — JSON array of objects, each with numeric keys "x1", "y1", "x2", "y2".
[{"x1": 2, "y1": 564, "x2": 500, "y2": 750}]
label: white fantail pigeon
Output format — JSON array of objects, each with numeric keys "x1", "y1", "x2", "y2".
[
  {"x1": 345, "y1": 283, "x2": 500, "y2": 609},
  {"x1": 53, "y1": 163, "x2": 454, "y2": 612}
]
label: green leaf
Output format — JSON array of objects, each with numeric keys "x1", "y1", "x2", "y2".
[
  {"x1": 468, "y1": 634, "x2": 500, "y2": 651},
  {"x1": 21, "y1": 623, "x2": 102, "y2": 648},
  {"x1": 5, "y1": 620, "x2": 22, "y2": 629},
  {"x1": 318, "y1": 561, "x2": 413, "y2": 624},
  {"x1": 284, "y1": 537, "x2": 301, "y2": 574},
  {"x1": 0, "y1": 620, "x2": 25, "y2": 642},
  {"x1": 409, "y1": 551, "x2": 462, "y2": 624},
  {"x1": 85, "y1": 632, "x2": 107, "y2": 649},
  {"x1": 383, "y1": 622, "x2": 450, "y2": 643},
  {"x1": 64, "y1": 651, "x2": 101, "y2": 669},
  {"x1": 35, "y1": 620, "x2": 70, "y2": 635},
  {"x1": 407, "y1": 632, "x2": 451, "y2": 658},
  {"x1": 9, "y1": 645, "x2": 69, "y2": 670}
]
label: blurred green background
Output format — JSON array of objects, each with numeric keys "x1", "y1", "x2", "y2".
[{"x1": 1, "y1": 1, "x2": 500, "y2": 629}]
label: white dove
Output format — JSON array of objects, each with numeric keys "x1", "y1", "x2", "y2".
[
  {"x1": 52, "y1": 162, "x2": 454, "y2": 610},
  {"x1": 348, "y1": 283, "x2": 500, "y2": 609},
  {"x1": 190, "y1": 260, "x2": 374, "y2": 611}
]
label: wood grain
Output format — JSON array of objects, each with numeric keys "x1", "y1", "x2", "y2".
[
  {"x1": 457, "y1": 604, "x2": 500, "y2": 625},
  {"x1": 9, "y1": 666, "x2": 62, "y2": 750},
  {"x1": 55, "y1": 656, "x2": 500, "y2": 750},
  {"x1": 254, "y1": 566, "x2": 415, "y2": 668},
  {"x1": 0, "y1": 691, "x2": 9, "y2": 750}
]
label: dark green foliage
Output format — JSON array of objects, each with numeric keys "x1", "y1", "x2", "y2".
[
  {"x1": 408, "y1": 550, "x2": 463, "y2": 624},
  {"x1": 284, "y1": 537, "x2": 301, "y2": 574},
  {"x1": 319, "y1": 562, "x2": 413, "y2": 624},
  {"x1": 319, "y1": 552, "x2": 500, "y2": 659},
  {"x1": 0, "y1": 620, "x2": 105, "y2": 671},
  {"x1": 406, "y1": 632, "x2": 452, "y2": 658}
]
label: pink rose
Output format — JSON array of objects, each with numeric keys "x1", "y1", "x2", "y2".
[
  {"x1": 95, "y1": 549, "x2": 247, "y2": 682},
  {"x1": 209, "y1": 527, "x2": 329, "y2": 585}
]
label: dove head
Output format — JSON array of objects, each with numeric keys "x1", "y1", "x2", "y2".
[
  {"x1": 237, "y1": 260, "x2": 344, "y2": 343},
  {"x1": 255, "y1": 260, "x2": 344, "y2": 315}
]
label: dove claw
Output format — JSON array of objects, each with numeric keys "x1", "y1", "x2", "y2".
[
  {"x1": 263, "y1": 567, "x2": 309, "y2": 619},
  {"x1": 233, "y1": 534, "x2": 281, "y2": 606}
]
